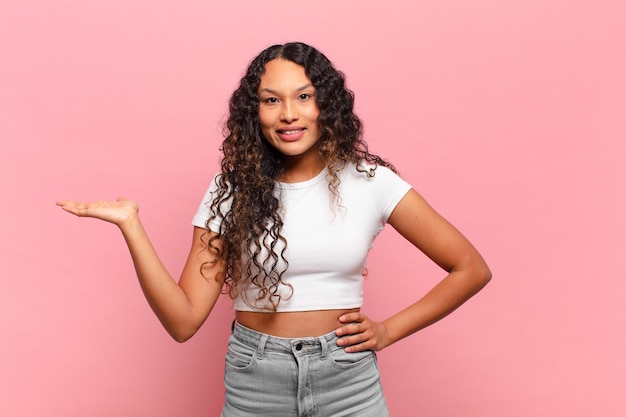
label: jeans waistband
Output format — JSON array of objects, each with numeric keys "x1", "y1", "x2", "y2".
[{"x1": 232, "y1": 321, "x2": 342, "y2": 360}]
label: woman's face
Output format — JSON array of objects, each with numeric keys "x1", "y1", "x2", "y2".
[{"x1": 257, "y1": 59, "x2": 322, "y2": 165}]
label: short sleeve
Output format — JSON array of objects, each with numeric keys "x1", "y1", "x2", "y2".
[
  {"x1": 191, "y1": 174, "x2": 231, "y2": 232},
  {"x1": 368, "y1": 165, "x2": 412, "y2": 222}
]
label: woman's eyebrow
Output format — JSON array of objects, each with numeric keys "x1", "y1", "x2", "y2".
[{"x1": 259, "y1": 83, "x2": 314, "y2": 95}]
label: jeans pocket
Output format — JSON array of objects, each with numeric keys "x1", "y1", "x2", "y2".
[
  {"x1": 225, "y1": 337, "x2": 256, "y2": 370},
  {"x1": 329, "y1": 347, "x2": 375, "y2": 369}
]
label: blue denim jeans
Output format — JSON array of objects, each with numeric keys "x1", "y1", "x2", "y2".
[{"x1": 220, "y1": 322, "x2": 389, "y2": 417}]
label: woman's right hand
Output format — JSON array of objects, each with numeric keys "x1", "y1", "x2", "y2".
[{"x1": 56, "y1": 197, "x2": 139, "y2": 227}]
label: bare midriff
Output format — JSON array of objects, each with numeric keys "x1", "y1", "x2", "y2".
[{"x1": 235, "y1": 308, "x2": 360, "y2": 338}]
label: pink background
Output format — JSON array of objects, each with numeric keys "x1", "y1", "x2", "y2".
[{"x1": 1, "y1": 1, "x2": 624, "y2": 416}]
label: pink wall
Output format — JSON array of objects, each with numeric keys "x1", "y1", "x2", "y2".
[{"x1": 1, "y1": 1, "x2": 624, "y2": 416}]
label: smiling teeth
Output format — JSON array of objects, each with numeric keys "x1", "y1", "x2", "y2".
[{"x1": 282, "y1": 129, "x2": 302, "y2": 134}]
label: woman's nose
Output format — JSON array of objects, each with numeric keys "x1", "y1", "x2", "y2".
[{"x1": 280, "y1": 101, "x2": 298, "y2": 123}]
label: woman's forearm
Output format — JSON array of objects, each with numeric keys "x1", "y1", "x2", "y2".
[{"x1": 383, "y1": 266, "x2": 492, "y2": 346}]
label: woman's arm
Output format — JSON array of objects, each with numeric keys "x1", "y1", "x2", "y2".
[
  {"x1": 56, "y1": 198, "x2": 224, "y2": 342},
  {"x1": 335, "y1": 189, "x2": 492, "y2": 352}
]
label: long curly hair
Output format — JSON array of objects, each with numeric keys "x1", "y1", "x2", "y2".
[{"x1": 205, "y1": 42, "x2": 396, "y2": 311}]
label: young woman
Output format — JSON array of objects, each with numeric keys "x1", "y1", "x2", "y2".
[{"x1": 57, "y1": 42, "x2": 491, "y2": 416}]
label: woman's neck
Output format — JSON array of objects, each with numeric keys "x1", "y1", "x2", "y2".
[
  {"x1": 278, "y1": 161, "x2": 325, "y2": 183},
  {"x1": 278, "y1": 152, "x2": 325, "y2": 183}
]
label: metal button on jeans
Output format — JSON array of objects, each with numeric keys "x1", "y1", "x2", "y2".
[{"x1": 295, "y1": 342, "x2": 303, "y2": 351}]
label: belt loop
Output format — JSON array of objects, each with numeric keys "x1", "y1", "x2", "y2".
[
  {"x1": 319, "y1": 335, "x2": 329, "y2": 360},
  {"x1": 256, "y1": 334, "x2": 269, "y2": 360}
]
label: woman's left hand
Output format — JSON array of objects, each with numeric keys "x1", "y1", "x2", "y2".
[{"x1": 335, "y1": 312, "x2": 390, "y2": 353}]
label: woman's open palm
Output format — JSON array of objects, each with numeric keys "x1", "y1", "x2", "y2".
[{"x1": 56, "y1": 198, "x2": 139, "y2": 227}]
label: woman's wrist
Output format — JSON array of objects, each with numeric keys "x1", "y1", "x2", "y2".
[{"x1": 117, "y1": 211, "x2": 142, "y2": 234}]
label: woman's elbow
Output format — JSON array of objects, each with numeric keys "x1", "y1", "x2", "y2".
[
  {"x1": 164, "y1": 322, "x2": 201, "y2": 343},
  {"x1": 475, "y1": 264, "x2": 492, "y2": 290},
  {"x1": 459, "y1": 255, "x2": 491, "y2": 293},
  {"x1": 170, "y1": 329, "x2": 197, "y2": 343}
]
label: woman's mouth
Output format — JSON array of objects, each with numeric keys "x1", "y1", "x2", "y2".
[{"x1": 277, "y1": 128, "x2": 306, "y2": 142}]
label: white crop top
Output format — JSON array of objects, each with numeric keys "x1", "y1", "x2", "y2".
[{"x1": 191, "y1": 163, "x2": 412, "y2": 312}]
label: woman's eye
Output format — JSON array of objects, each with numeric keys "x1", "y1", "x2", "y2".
[
  {"x1": 264, "y1": 97, "x2": 278, "y2": 104},
  {"x1": 299, "y1": 94, "x2": 311, "y2": 100}
]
